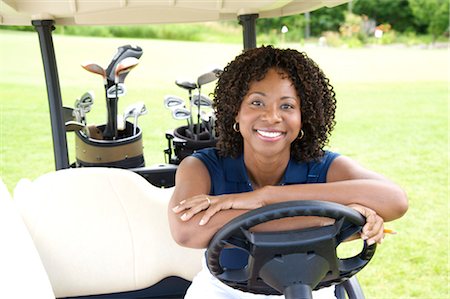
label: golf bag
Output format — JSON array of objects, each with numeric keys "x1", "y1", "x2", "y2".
[
  {"x1": 75, "y1": 121, "x2": 145, "y2": 168},
  {"x1": 165, "y1": 124, "x2": 217, "y2": 165}
]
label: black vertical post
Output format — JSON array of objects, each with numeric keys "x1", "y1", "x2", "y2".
[
  {"x1": 238, "y1": 14, "x2": 258, "y2": 50},
  {"x1": 32, "y1": 20, "x2": 69, "y2": 170}
]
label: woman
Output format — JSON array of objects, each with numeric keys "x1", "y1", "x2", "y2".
[{"x1": 168, "y1": 46, "x2": 408, "y2": 298}]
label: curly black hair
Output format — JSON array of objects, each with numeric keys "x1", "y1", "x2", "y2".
[{"x1": 214, "y1": 45, "x2": 336, "y2": 162}]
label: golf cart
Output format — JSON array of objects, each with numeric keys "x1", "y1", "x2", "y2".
[{"x1": 0, "y1": 1, "x2": 376, "y2": 298}]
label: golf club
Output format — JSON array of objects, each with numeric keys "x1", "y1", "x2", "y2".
[
  {"x1": 81, "y1": 62, "x2": 107, "y2": 85},
  {"x1": 105, "y1": 45, "x2": 143, "y2": 84},
  {"x1": 78, "y1": 91, "x2": 94, "y2": 111},
  {"x1": 172, "y1": 107, "x2": 191, "y2": 132},
  {"x1": 106, "y1": 83, "x2": 127, "y2": 99},
  {"x1": 164, "y1": 95, "x2": 185, "y2": 110},
  {"x1": 122, "y1": 102, "x2": 148, "y2": 136},
  {"x1": 192, "y1": 94, "x2": 213, "y2": 108},
  {"x1": 197, "y1": 68, "x2": 222, "y2": 86},
  {"x1": 81, "y1": 61, "x2": 111, "y2": 138},
  {"x1": 114, "y1": 57, "x2": 140, "y2": 84},
  {"x1": 131, "y1": 102, "x2": 147, "y2": 136},
  {"x1": 195, "y1": 68, "x2": 221, "y2": 136},
  {"x1": 175, "y1": 79, "x2": 197, "y2": 137},
  {"x1": 201, "y1": 110, "x2": 216, "y2": 140},
  {"x1": 75, "y1": 91, "x2": 94, "y2": 124},
  {"x1": 122, "y1": 102, "x2": 140, "y2": 130},
  {"x1": 103, "y1": 56, "x2": 140, "y2": 140}
]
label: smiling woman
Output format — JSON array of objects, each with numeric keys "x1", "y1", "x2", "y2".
[
  {"x1": 214, "y1": 47, "x2": 337, "y2": 162},
  {"x1": 168, "y1": 46, "x2": 408, "y2": 299}
]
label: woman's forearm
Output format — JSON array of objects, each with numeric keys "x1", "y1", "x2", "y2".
[
  {"x1": 169, "y1": 208, "x2": 247, "y2": 248},
  {"x1": 169, "y1": 178, "x2": 402, "y2": 248},
  {"x1": 260, "y1": 179, "x2": 408, "y2": 221}
]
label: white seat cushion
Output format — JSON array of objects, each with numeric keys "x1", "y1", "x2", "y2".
[
  {"x1": 14, "y1": 167, "x2": 202, "y2": 298},
  {"x1": 0, "y1": 178, "x2": 55, "y2": 299}
]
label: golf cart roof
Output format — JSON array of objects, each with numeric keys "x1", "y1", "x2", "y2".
[{"x1": 0, "y1": 0, "x2": 348, "y2": 26}]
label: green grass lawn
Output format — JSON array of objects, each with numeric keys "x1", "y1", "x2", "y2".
[{"x1": 0, "y1": 30, "x2": 448, "y2": 298}]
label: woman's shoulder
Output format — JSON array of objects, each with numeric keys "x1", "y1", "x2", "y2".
[
  {"x1": 321, "y1": 150, "x2": 340, "y2": 163},
  {"x1": 191, "y1": 148, "x2": 243, "y2": 177},
  {"x1": 302, "y1": 150, "x2": 340, "y2": 183},
  {"x1": 191, "y1": 147, "x2": 220, "y2": 163},
  {"x1": 191, "y1": 147, "x2": 228, "y2": 172}
]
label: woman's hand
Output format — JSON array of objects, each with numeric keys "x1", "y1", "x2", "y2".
[
  {"x1": 349, "y1": 203, "x2": 385, "y2": 245},
  {"x1": 172, "y1": 192, "x2": 265, "y2": 225}
]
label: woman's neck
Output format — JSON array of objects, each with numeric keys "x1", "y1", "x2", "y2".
[{"x1": 243, "y1": 150, "x2": 290, "y2": 189}]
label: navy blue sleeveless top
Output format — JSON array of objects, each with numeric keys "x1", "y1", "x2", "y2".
[{"x1": 191, "y1": 148, "x2": 339, "y2": 269}]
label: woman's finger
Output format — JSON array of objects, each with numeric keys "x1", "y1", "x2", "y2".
[
  {"x1": 364, "y1": 215, "x2": 384, "y2": 245},
  {"x1": 361, "y1": 213, "x2": 376, "y2": 239},
  {"x1": 367, "y1": 222, "x2": 385, "y2": 245},
  {"x1": 173, "y1": 195, "x2": 207, "y2": 213},
  {"x1": 178, "y1": 196, "x2": 212, "y2": 221},
  {"x1": 199, "y1": 203, "x2": 222, "y2": 226}
]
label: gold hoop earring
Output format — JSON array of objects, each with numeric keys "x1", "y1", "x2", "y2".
[
  {"x1": 298, "y1": 129, "x2": 304, "y2": 140},
  {"x1": 233, "y1": 122, "x2": 240, "y2": 132}
]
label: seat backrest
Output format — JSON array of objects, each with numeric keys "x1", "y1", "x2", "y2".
[
  {"x1": 0, "y1": 178, "x2": 55, "y2": 299},
  {"x1": 13, "y1": 167, "x2": 203, "y2": 298}
]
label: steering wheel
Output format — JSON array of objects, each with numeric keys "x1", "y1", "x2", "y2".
[{"x1": 206, "y1": 200, "x2": 376, "y2": 299}]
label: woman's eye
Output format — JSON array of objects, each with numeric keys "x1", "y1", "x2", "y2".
[
  {"x1": 281, "y1": 103, "x2": 294, "y2": 109},
  {"x1": 251, "y1": 100, "x2": 263, "y2": 106}
]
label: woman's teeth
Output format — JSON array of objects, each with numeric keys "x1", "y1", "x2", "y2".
[{"x1": 257, "y1": 130, "x2": 282, "y2": 138}]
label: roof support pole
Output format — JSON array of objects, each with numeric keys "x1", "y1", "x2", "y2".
[
  {"x1": 32, "y1": 20, "x2": 69, "y2": 170},
  {"x1": 238, "y1": 14, "x2": 259, "y2": 50}
]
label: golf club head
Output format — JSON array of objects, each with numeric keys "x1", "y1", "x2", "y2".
[
  {"x1": 123, "y1": 102, "x2": 147, "y2": 122},
  {"x1": 192, "y1": 94, "x2": 213, "y2": 108},
  {"x1": 164, "y1": 95, "x2": 186, "y2": 110},
  {"x1": 123, "y1": 106, "x2": 135, "y2": 123},
  {"x1": 114, "y1": 57, "x2": 140, "y2": 83},
  {"x1": 107, "y1": 83, "x2": 127, "y2": 98},
  {"x1": 175, "y1": 79, "x2": 197, "y2": 91},
  {"x1": 106, "y1": 45, "x2": 143, "y2": 83},
  {"x1": 81, "y1": 62, "x2": 106, "y2": 80},
  {"x1": 131, "y1": 102, "x2": 147, "y2": 136},
  {"x1": 65, "y1": 120, "x2": 85, "y2": 132},
  {"x1": 197, "y1": 68, "x2": 222, "y2": 86},
  {"x1": 172, "y1": 107, "x2": 191, "y2": 120},
  {"x1": 139, "y1": 103, "x2": 148, "y2": 115},
  {"x1": 77, "y1": 91, "x2": 95, "y2": 113}
]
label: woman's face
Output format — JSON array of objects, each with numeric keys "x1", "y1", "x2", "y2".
[{"x1": 235, "y1": 68, "x2": 301, "y2": 158}]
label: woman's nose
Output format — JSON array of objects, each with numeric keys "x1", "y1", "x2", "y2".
[{"x1": 262, "y1": 105, "x2": 282, "y2": 123}]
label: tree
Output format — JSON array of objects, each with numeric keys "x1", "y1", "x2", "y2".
[
  {"x1": 256, "y1": 4, "x2": 348, "y2": 38},
  {"x1": 352, "y1": 0, "x2": 418, "y2": 32},
  {"x1": 309, "y1": 4, "x2": 347, "y2": 36},
  {"x1": 409, "y1": 0, "x2": 449, "y2": 38}
]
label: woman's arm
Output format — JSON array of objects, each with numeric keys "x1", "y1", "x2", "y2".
[
  {"x1": 181, "y1": 156, "x2": 407, "y2": 222},
  {"x1": 325, "y1": 155, "x2": 408, "y2": 220},
  {"x1": 168, "y1": 156, "x2": 247, "y2": 248},
  {"x1": 171, "y1": 155, "x2": 408, "y2": 247}
]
